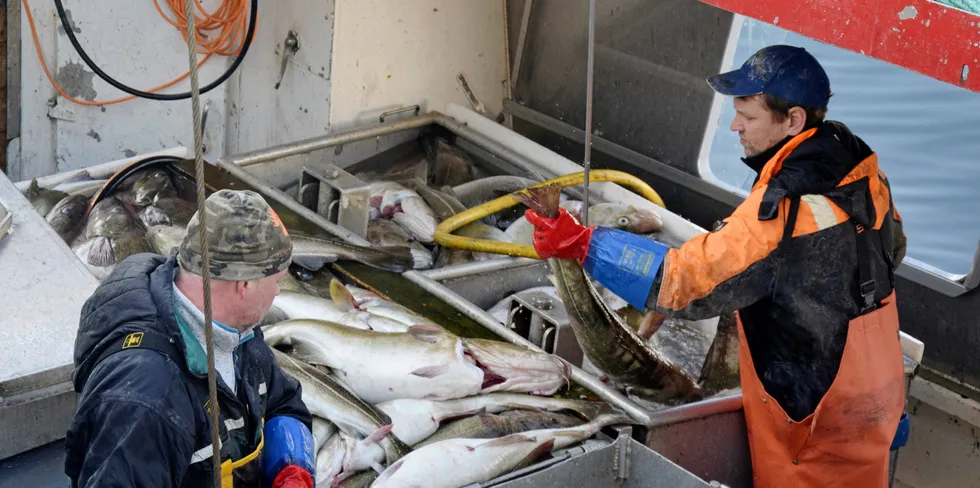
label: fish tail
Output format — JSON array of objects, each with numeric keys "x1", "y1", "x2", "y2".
[
  {"x1": 87, "y1": 236, "x2": 116, "y2": 267},
  {"x1": 363, "y1": 245, "x2": 416, "y2": 273},
  {"x1": 515, "y1": 184, "x2": 562, "y2": 219}
]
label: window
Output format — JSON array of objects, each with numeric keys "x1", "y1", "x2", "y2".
[{"x1": 698, "y1": 16, "x2": 980, "y2": 279}]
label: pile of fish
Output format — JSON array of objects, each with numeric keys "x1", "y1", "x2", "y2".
[
  {"x1": 23, "y1": 167, "x2": 422, "y2": 282},
  {"x1": 292, "y1": 136, "x2": 668, "y2": 274},
  {"x1": 263, "y1": 276, "x2": 629, "y2": 487}
]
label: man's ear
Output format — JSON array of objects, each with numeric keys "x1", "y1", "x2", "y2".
[
  {"x1": 786, "y1": 106, "x2": 808, "y2": 136},
  {"x1": 236, "y1": 280, "x2": 249, "y2": 299}
]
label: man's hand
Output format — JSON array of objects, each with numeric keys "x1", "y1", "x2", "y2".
[
  {"x1": 525, "y1": 208, "x2": 595, "y2": 261},
  {"x1": 271, "y1": 465, "x2": 313, "y2": 488}
]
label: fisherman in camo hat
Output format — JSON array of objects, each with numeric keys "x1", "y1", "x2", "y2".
[{"x1": 67, "y1": 189, "x2": 316, "y2": 488}]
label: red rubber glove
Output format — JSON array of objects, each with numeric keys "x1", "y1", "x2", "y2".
[
  {"x1": 525, "y1": 208, "x2": 594, "y2": 262},
  {"x1": 271, "y1": 465, "x2": 313, "y2": 488}
]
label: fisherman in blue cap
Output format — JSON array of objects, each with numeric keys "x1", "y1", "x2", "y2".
[{"x1": 526, "y1": 45, "x2": 909, "y2": 486}]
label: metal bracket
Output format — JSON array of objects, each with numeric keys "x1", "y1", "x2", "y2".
[
  {"x1": 612, "y1": 425, "x2": 633, "y2": 481},
  {"x1": 379, "y1": 105, "x2": 421, "y2": 123},
  {"x1": 0, "y1": 200, "x2": 12, "y2": 241},
  {"x1": 275, "y1": 31, "x2": 300, "y2": 90},
  {"x1": 200, "y1": 99, "x2": 212, "y2": 154},
  {"x1": 507, "y1": 289, "x2": 584, "y2": 367},
  {"x1": 298, "y1": 164, "x2": 372, "y2": 239}
]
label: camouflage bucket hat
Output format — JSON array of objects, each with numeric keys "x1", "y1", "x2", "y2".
[{"x1": 178, "y1": 189, "x2": 292, "y2": 281}]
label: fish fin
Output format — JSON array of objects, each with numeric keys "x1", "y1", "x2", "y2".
[
  {"x1": 515, "y1": 184, "x2": 562, "y2": 219},
  {"x1": 371, "y1": 462, "x2": 386, "y2": 474},
  {"x1": 329, "y1": 279, "x2": 358, "y2": 311},
  {"x1": 26, "y1": 179, "x2": 40, "y2": 198},
  {"x1": 406, "y1": 324, "x2": 445, "y2": 343},
  {"x1": 363, "y1": 424, "x2": 394, "y2": 445},
  {"x1": 514, "y1": 438, "x2": 556, "y2": 471},
  {"x1": 292, "y1": 256, "x2": 332, "y2": 271},
  {"x1": 87, "y1": 236, "x2": 116, "y2": 267},
  {"x1": 482, "y1": 434, "x2": 536, "y2": 448},
  {"x1": 410, "y1": 364, "x2": 450, "y2": 378}
]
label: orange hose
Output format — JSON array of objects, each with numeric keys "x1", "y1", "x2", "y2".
[{"x1": 23, "y1": 0, "x2": 251, "y2": 106}]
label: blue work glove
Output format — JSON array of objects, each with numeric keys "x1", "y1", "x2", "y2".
[{"x1": 263, "y1": 416, "x2": 315, "y2": 488}]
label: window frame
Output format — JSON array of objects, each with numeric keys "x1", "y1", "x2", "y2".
[{"x1": 695, "y1": 14, "x2": 980, "y2": 297}]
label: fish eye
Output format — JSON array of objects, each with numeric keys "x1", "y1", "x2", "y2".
[
  {"x1": 617, "y1": 217, "x2": 629, "y2": 226},
  {"x1": 62, "y1": 206, "x2": 73, "y2": 214}
]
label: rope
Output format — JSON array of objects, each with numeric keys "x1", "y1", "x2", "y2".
[
  {"x1": 23, "y1": 0, "x2": 248, "y2": 106},
  {"x1": 180, "y1": 0, "x2": 221, "y2": 485}
]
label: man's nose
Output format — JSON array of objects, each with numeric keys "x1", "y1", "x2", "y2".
[{"x1": 730, "y1": 118, "x2": 742, "y2": 132}]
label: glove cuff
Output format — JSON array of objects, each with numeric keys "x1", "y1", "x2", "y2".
[{"x1": 583, "y1": 227, "x2": 669, "y2": 310}]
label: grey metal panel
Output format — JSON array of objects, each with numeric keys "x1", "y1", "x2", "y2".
[
  {"x1": 508, "y1": 0, "x2": 734, "y2": 172},
  {"x1": 6, "y1": 0, "x2": 21, "y2": 141},
  {"x1": 647, "y1": 410, "x2": 753, "y2": 488},
  {"x1": 493, "y1": 438, "x2": 714, "y2": 488}
]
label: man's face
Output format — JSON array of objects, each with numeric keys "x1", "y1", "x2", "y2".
[
  {"x1": 730, "y1": 95, "x2": 794, "y2": 157},
  {"x1": 231, "y1": 269, "x2": 287, "y2": 328}
]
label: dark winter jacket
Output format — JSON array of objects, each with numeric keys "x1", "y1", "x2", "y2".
[
  {"x1": 648, "y1": 121, "x2": 906, "y2": 420},
  {"x1": 64, "y1": 253, "x2": 311, "y2": 487}
]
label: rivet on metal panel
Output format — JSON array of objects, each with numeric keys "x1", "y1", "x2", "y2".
[
  {"x1": 762, "y1": 397, "x2": 767, "y2": 403},
  {"x1": 962, "y1": 65, "x2": 970, "y2": 84}
]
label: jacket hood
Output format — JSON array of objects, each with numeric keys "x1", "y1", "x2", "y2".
[
  {"x1": 73, "y1": 253, "x2": 184, "y2": 391},
  {"x1": 753, "y1": 120, "x2": 880, "y2": 226}
]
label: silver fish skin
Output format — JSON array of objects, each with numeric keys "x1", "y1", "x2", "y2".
[
  {"x1": 371, "y1": 434, "x2": 555, "y2": 488},
  {"x1": 312, "y1": 417, "x2": 337, "y2": 453},
  {"x1": 391, "y1": 196, "x2": 437, "y2": 244},
  {"x1": 272, "y1": 349, "x2": 409, "y2": 465},
  {"x1": 414, "y1": 411, "x2": 584, "y2": 448},
  {"x1": 518, "y1": 412, "x2": 632, "y2": 450},
  {"x1": 375, "y1": 393, "x2": 606, "y2": 446},
  {"x1": 290, "y1": 235, "x2": 415, "y2": 273},
  {"x1": 264, "y1": 320, "x2": 484, "y2": 403}
]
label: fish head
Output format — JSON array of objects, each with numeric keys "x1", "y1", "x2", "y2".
[
  {"x1": 140, "y1": 205, "x2": 172, "y2": 227},
  {"x1": 87, "y1": 197, "x2": 140, "y2": 238},
  {"x1": 146, "y1": 225, "x2": 185, "y2": 256},
  {"x1": 46, "y1": 195, "x2": 88, "y2": 232},
  {"x1": 463, "y1": 339, "x2": 572, "y2": 396},
  {"x1": 622, "y1": 206, "x2": 664, "y2": 234},
  {"x1": 132, "y1": 169, "x2": 177, "y2": 206}
]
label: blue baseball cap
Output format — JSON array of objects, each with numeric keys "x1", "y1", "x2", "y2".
[{"x1": 707, "y1": 45, "x2": 831, "y2": 108}]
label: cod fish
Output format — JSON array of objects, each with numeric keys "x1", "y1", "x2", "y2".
[
  {"x1": 312, "y1": 417, "x2": 337, "y2": 453},
  {"x1": 140, "y1": 197, "x2": 196, "y2": 228},
  {"x1": 330, "y1": 280, "x2": 441, "y2": 330},
  {"x1": 45, "y1": 194, "x2": 89, "y2": 242},
  {"x1": 272, "y1": 350, "x2": 410, "y2": 464},
  {"x1": 372, "y1": 434, "x2": 555, "y2": 488},
  {"x1": 415, "y1": 411, "x2": 585, "y2": 448},
  {"x1": 272, "y1": 290, "x2": 409, "y2": 333},
  {"x1": 518, "y1": 185, "x2": 702, "y2": 403},
  {"x1": 368, "y1": 182, "x2": 438, "y2": 244},
  {"x1": 376, "y1": 393, "x2": 605, "y2": 447},
  {"x1": 130, "y1": 168, "x2": 178, "y2": 206},
  {"x1": 290, "y1": 234, "x2": 416, "y2": 273},
  {"x1": 263, "y1": 320, "x2": 484, "y2": 403},
  {"x1": 518, "y1": 412, "x2": 631, "y2": 451},
  {"x1": 81, "y1": 196, "x2": 153, "y2": 267},
  {"x1": 146, "y1": 225, "x2": 186, "y2": 256},
  {"x1": 462, "y1": 338, "x2": 571, "y2": 396},
  {"x1": 366, "y1": 220, "x2": 433, "y2": 270},
  {"x1": 25, "y1": 179, "x2": 68, "y2": 218}
]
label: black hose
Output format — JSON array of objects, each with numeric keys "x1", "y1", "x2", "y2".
[{"x1": 52, "y1": 0, "x2": 257, "y2": 101}]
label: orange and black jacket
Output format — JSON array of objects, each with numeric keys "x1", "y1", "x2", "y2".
[{"x1": 649, "y1": 121, "x2": 906, "y2": 420}]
